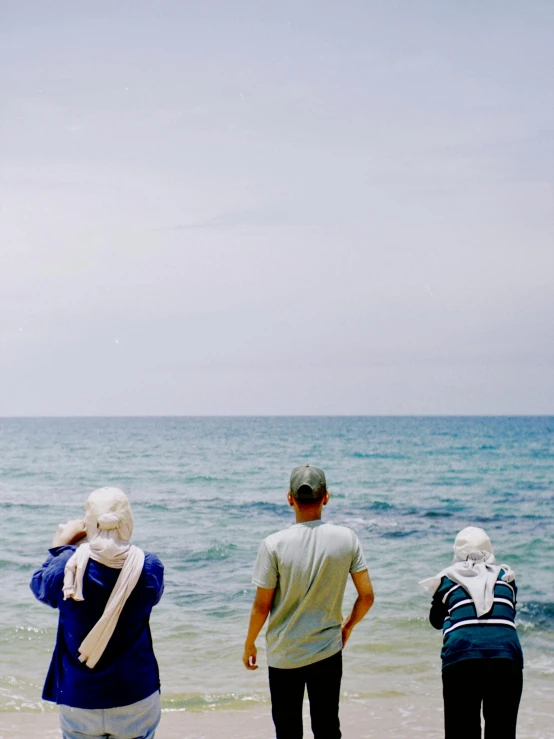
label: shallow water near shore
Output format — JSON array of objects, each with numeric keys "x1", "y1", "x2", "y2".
[{"x1": 0, "y1": 417, "x2": 553, "y2": 722}]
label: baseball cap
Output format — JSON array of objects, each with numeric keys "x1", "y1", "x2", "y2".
[{"x1": 289, "y1": 464, "x2": 327, "y2": 500}]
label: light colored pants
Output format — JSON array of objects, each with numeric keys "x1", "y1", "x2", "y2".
[{"x1": 59, "y1": 691, "x2": 161, "y2": 739}]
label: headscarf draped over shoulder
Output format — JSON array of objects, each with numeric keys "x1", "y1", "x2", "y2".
[
  {"x1": 419, "y1": 526, "x2": 514, "y2": 617},
  {"x1": 63, "y1": 487, "x2": 145, "y2": 668}
]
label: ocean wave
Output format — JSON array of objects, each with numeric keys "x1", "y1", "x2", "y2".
[
  {"x1": 364, "y1": 501, "x2": 395, "y2": 511},
  {"x1": 241, "y1": 501, "x2": 290, "y2": 517},
  {"x1": 176, "y1": 544, "x2": 239, "y2": 565},
  {"x1": 161, "y1": 691, "x2": 268, "y2": 711},
  {"x1": 382, "y1": 529, "x2": 419, "y2": 539},
  {"x1": 428, "y1": 477, "x2": 483, "y2": 487},
  {"x1": 351, "y1": 452, "x2": 407, "y2": 459},
  {"x1": 0, "y1": 502, "x2": 60, "y2": 510},
  {"x1": 180, "y1": 475, "x2": 231, "y2": 484},
  {"x1": 0, "y1": 558, "x2": 35, "y2": 571},
  {"x1": 518, "y1": 601, "x2": 554, "y2": 629},
  {"x1": 529, "y1": 449, "x2": 553, "y2": 459}
]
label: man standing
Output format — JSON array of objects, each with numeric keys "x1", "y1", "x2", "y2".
[{"x1": 243, "y1": 464, "x2": 374, "y2": 739}]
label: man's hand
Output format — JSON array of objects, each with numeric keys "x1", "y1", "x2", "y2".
[
  {"x1": 242, "y1": 587, "x2": 274, "y2": 671},
  {"x1": 341, "y1": 620, "x2": 353, "y2": 648},
  {"x1": 341, "y1": 569, "x2": 374, "y2": 650},
  {"x1": 52, "y1": 519, "x2": 87, "y2": 548},
  {"x1": 243, "y1": 642, "x2": 258, "y2": 670}
]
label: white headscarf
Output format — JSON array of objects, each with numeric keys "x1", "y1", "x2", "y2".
[
  {"x1": 63, "y1": 487, "x2": 145, "y2": 669},
  {"x1": 419, "y1": 526, "x2": 515, "y2": 617}
]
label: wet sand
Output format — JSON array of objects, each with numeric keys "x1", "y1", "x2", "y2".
[{"x1": 1, "y1": 688, "x2": 553, "y2": 739}]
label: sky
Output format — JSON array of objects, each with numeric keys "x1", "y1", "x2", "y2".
[{"x1": 1, "y1": 0, "x2": 553, "y2": 415}]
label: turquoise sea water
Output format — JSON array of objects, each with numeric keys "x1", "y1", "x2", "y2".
[{"x1": 0, "y1": 417, "x2": 553, "y2": 713}]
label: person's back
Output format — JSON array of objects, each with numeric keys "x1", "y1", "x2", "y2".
[
  {"x1": 420, "y1": 526, "x2": 523, "y2": 739},
  {"x1": 30, "y1": 487, "x2": 164, "y2": 739},
  {"x1": 32, "y1": 549, "x2": 163, "y2": 709},
  {"x1": 257, "y1": 521, "x2": 365, "y2": 669},
  {"x1": 243, "y1": 464, "x2": 374, "y2": 739}
]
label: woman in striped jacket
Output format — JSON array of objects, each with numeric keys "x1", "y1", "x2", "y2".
[{"x1": 420, "y1": 527, "x2": 523, "y2": 739}]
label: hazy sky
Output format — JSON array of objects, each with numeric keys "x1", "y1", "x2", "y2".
[{"x1": 1, "y1": 1, "x2": 553, "y2": 415}]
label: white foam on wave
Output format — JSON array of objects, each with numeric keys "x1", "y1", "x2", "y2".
[{"x1": 526, "y1": 655, "x2": 554, "y2": 676}]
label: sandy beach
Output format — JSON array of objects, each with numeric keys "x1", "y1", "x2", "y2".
[{"x1": 2, "y1": 686, "x2": 553, "y2": 739}]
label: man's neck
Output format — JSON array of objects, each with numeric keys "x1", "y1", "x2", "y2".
[{"x1": 294, "y1": 508, "x2": 323, "y2": 524}]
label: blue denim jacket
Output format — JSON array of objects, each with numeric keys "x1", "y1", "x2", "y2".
[{"x1": 31, "y1": 545, "x2": 164, "y2": 709}]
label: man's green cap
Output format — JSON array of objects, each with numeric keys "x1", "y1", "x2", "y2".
[{"x1": 289, "y1": 464, "x2": 327, "y2": 500}]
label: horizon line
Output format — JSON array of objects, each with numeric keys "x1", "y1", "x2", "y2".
[{"x1": 0, "y1": 414, "x2": 553, "y2": 420}]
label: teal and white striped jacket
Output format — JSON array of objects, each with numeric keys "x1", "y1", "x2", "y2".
[{"x1": 429, "y1": 568, "x2": 523, "y2": 669}]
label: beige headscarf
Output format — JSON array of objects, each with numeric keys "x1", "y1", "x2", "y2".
[
  {"x1": 63, "y1": 487, "x2": 145, "y2": 669},
  {"x1": 419, "y1": 526, "x2": 514, "y2": 617}
]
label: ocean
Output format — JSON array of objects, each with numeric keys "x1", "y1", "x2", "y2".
[{"x1": 1, "y1": 416, "x2": 553, "y2": 715}]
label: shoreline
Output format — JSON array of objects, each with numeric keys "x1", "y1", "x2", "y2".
[
  {"x1": 1, "y1": 689, "x2": 553, "y2": 739},
  {"x1": 0, "y1": 700, "x2": 441, "y2": 739}
]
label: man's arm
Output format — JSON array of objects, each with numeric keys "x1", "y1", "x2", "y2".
[
  {"x1": 242, "y1": 586, "x2": 276, "y2": 670},
  {"x1": 342, "y1": 569, "x2": 374, "y2": 648}
]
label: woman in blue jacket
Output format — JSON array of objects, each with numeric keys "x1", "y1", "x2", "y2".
[
  {"x1": 31, "y1": 487, "x2": 164, "y2": 739},
  {"x1": 420, "y1": 526, "x2": 523, "y2": 739}
]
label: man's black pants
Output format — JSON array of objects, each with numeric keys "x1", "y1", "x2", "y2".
[
  {"x1": 268, "y1": 650, "x2": 342, "y2": 739},
  {"x1": 442, "y1": 658, "x2": 523, "y2": 739}
]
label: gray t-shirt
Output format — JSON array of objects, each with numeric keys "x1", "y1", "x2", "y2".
[{"x1": 252, "y1": 520, "x2": 367, "y2": 669}]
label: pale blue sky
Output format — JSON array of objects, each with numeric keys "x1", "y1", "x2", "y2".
[{"x1": 1, "y1": 1, "x2": 553, "y2": 414}]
